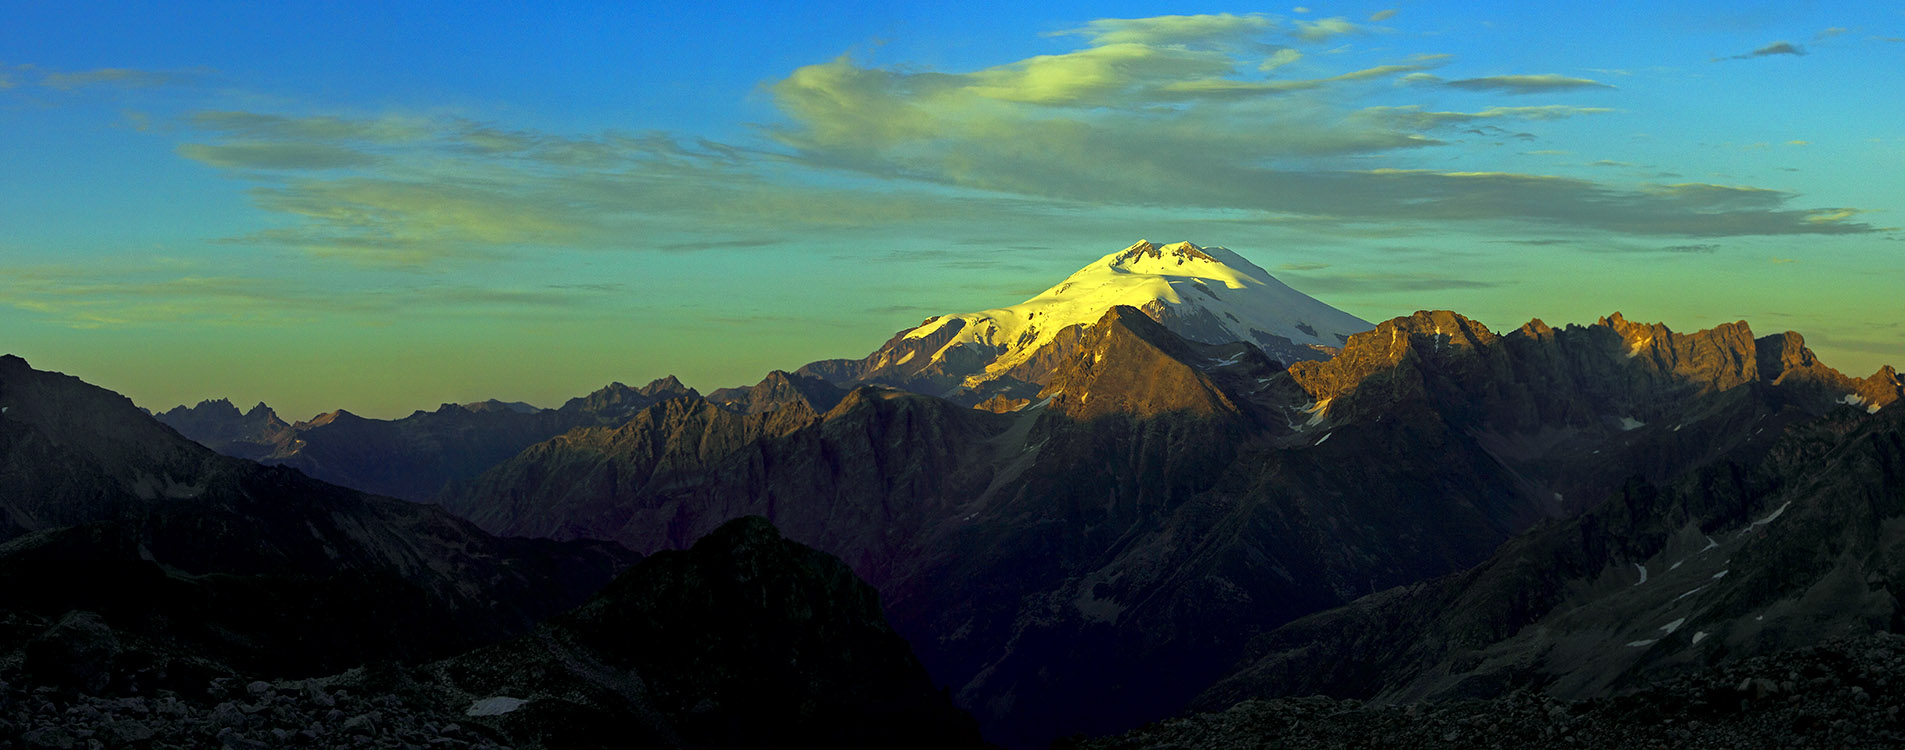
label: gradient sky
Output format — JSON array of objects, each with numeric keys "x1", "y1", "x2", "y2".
[{"x1": 4, "y1": 2, "x2": 1901, "y2": 418}]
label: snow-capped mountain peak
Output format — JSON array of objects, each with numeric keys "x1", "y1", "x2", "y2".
[
  {"x1": 798, "y1": 239, "x2": 1372, "y2": 402},
  {"x1": 904, "y1": 240, "x2": 1367, "y2": 376}
]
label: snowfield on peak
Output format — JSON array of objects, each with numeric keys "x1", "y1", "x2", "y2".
[{"x1": 904, "y1": 240, "x2": 1371, "y2": 387}]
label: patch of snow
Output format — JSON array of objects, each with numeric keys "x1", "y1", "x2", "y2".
[
  {"x1": 1712, "y1": 570, "x2": 1729, "y2": 580},
  {"x1": 1073, "y1": 584, "x2": 1126, "y2": 624},
  {"x1": 1843, "y1": 394, "x2": 1867, "y2": 407},
  {"x1": 1627, "y1": 639, "x2": 1657, "y2": 647},
  {"x1": 1674, "y1": 585, "x2": 1707, "y2": 602},
  {"x1": 467, "y1": 697, "x2": 528, "y2": 717},
  {"x1": 904, "y1": 315, "x2": 954, "y2": 341},
  {"x1": 1634, "y1": 563, "x2": 1649, "y2": 586},
  {"x1": 1751, "y1": 501, "x2": 1792, "y2": 527},
  {"x1": 1673, "y1": 424, "x2": 1684, "y2": 431},
  {"x1": 1669, "y1": 560, "x2": 1683, "y2": 571},
  {"x1": 1756, "y1": 615, "x2": 1765, "y2": 621},
  {"x1": 1660, "y1": 618, "x2": 1686, "y2": 635},
  {"x1": 1303, "y1": 398, "x2": 1332, "y2": 427},
  {"x1": 1692, "y1": 631, "x2": 1709, "y2": 645},
  {"x1": 1207, "y1": 352, "x2": 1244, "y2": 367},
  {"x1": 895, "y1": 350, "x2": 916, "y2": 366},
  {"x1": 1553, "y1": 492, "x2": 1564, "y2": 503},
  {"x1": 1871, "y1": 404, "x2": 1884, "y2": 414},
  {"x1": 1701, "y1": 535, "x2": 1719, "y2": 552},
  {"x1": 1315, "y1": 433, "x2": 1332, "y2": 446},
  {"x1": 1618, "y1": 416, "x2": 1645, "y2": 431},
  {"x1": 1627, "y1": 336, "x2": 1653, "y2": 358}
]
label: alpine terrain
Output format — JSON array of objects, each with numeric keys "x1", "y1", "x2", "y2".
[
  {"x1": 426, "y1": 239, "x2": 1903, "y2": 746},
  {"x1": 8, "y1": 238, "x2": 1901, "y2": 748},
  {"x1": 0, "y1": 357, "x2": 987, "y2": 749}
]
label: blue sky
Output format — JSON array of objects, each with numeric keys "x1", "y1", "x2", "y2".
[{"x1": 3, "y1": 2, "x2": 1901, "y2": 417}]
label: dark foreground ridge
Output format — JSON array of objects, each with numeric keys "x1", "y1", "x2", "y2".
[
  {"x1": 414, "y1": 515, "x2": 984, "y2": 749},
  {"x1": 0, "y1": 518, "x2": 984, "y2": 749},
  {"x1": 1064, "y1": 633, "x2": 1905, "y2": 749}
]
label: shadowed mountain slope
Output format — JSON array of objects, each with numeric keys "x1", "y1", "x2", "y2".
[
  {"x1": 418, "y1": 516, "x2": 986, "y2": 749},
  {"x1": 156, "y1": 376, "x2": 699, "y2": 501},
  {"x1": 0, "y1": 354, "x2": 636, "y2": 677}
]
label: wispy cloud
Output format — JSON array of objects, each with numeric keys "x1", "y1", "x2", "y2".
[
  {"x1": 1054, "y1": 13, "x2": 1274, "y2": 47},
  {"x1": 655, "y1": 238, "x2": 783, "y2": 252},
  {"x1": 177, "y1": 142, "x2": 380, "y2": 170},
  {"x1": 159, "y1": 12, "x2": 1884, "y2": 273},
  {"x1": 173, "y1": 109, "x2": 1083, "y2": 267},
  {"x1": 1440, "y1": 74, "x2": 1615, "y2": 94},
  {"x1": 1281, "y1": 271, "x2": 1502, "y2": 293},
  {"x1": 1718, "y1": 41, "x2": 1805, "y2": 60},
  {"x1": 187, "y1": 110, "x2": 434, "y2": 142},
  {"x1": 767, "y1": 29, "x2": 1873, "y2": 239},
  {"x1": 36, "y1": 66, "x2": 199, "y2": 90},
  {"x1": 0, "y1": 262, "x2": 630, "y2": 329},
  {"x1": 1356, "y1": 105, "x2": 1613, "y2": 131}
]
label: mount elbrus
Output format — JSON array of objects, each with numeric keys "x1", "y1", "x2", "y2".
[{"x1": 15, "y1": 239, "x2": 1900, "y2": 749}]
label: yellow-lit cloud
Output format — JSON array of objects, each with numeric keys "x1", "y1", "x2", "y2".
[
  {"x1": 967, "y1": 43, "x2": 1237, "y2": 106},
  {"x1": 1055, "y1": 13, "x2": 1275, "y2": 47},
  {"x1": 1293, "y1": 17, "x2": 1363, "y2": 42},
  {"x1": 1260, "y1": 48, "x2": 1303, "y2": 72}
]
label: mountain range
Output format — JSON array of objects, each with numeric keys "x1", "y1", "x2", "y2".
[
  {"x1": 154, "y1": 376, "x2": 700, "y2": 501},
  {"x1": 23, "y1": 238, "x2": 1902, "y2": 748},
  {"x1": 0, "y1": 356, "x2": 982, "y2": 748}
]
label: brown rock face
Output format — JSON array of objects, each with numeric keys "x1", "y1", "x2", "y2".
[{"x1": 1041, "y1": 306, "x2": 1242, "y2": 422}]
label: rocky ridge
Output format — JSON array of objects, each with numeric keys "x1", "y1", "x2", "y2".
[{"x1": 0, "y1": 517, "x2": 983, "y2": 750}]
